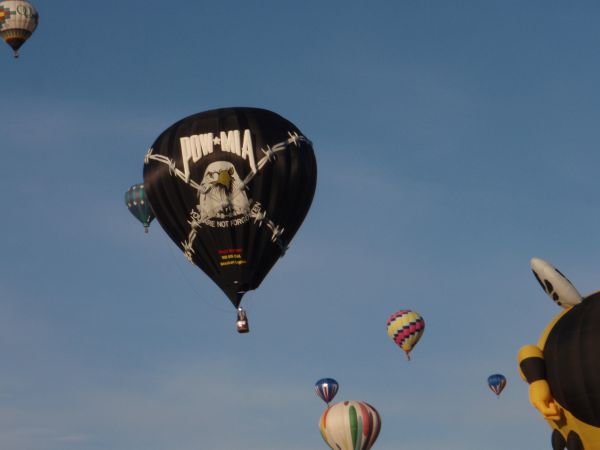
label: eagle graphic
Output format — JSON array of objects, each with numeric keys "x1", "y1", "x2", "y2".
[{"x1": 197, "y1": 161, "x2": 250, "y2": 221}]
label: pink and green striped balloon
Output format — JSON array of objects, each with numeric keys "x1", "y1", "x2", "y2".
[{"x1": 319, "y1": 400, "x2": 381, "y2": 450}]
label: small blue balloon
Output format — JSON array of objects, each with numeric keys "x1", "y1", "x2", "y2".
[
  {"x1": 315, "y1": 378, "x2": 339, "y2": 404},
  {"x1": 487, "y1": 373, "x2": 507, "y2": 397}
]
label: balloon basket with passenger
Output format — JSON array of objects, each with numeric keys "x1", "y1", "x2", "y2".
[{"x1": 236, "y1": 307, "x2": 249, "y2": 333}]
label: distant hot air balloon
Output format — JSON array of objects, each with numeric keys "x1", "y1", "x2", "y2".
[
  {"x1": 0, "y1": 0, "x2": 38, "y2": 58},
  {"x1": 315, "y1": 378, "x2": 339, "y2": 405},
  {"x1": 487, "y1": 373, "x2": 507, "y2": 397},
  {"x1": 386, "y1": 310, "x2": 425, "y2": 360},
  {"x1": 143, "y1": 107, "x2": 317, "y2": 333},
  {"x1": 125, "y1": 183, "x2": 155, "y2": 233},
  {"x1": 320, "y1": 400, "x2": 381, "y2": 450}
]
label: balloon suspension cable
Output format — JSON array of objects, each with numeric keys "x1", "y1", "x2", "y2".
[
  {"x1": 144, "y1": 226, "x2": 149, "y2": 234},
  {"x1": 405, "y1": 352, "x2": 411, "y2": 361},
  {"x1": 159, "y1": 230, "x2": 230, "y2": 314}
]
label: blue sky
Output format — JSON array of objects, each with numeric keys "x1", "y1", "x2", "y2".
[{"x1": 3, "y1": 1, "x2": 600, "y2": 449}]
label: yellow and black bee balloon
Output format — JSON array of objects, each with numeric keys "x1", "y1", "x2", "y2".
[{"x1": 518, "y1": 257, "x2": 600, "y2": 450}]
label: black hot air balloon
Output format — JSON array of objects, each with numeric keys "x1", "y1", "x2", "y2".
[{"x1": 143, "y1": 107, "x2": 317, "y2": 332}]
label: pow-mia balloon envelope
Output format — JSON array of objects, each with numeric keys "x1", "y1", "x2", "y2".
[{"x1": 143, "y1": 107, "x2": 317, "y2": 313}]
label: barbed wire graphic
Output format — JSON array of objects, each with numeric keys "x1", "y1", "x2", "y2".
[{"x1": 145, "y1": 131, "x2": 308, "y2": 261}]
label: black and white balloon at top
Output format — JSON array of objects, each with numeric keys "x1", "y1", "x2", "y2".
[{"x1": 143, "y1": 107, "x2": 317, "y2": 330}]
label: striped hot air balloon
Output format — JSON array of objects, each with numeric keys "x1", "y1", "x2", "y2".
[
  {"x1": 386, "y1": 310, "x2": 425, "y2": 360},
  {"x1": 319, "y1": 401, "x2": 381, "y2": 450},
  {"x1": 125, "y1": 183, "x2": 155, "y2": 233},
  {"x1": 487, "y1": 373, "x2": 507, "y2": 397},
  {"x1": 315, "y1": 378, "x2": 339, "y2": 405}
]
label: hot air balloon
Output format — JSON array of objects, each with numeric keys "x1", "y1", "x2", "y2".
[
  {"x1": 518, "y1": 258, "x2": 600, "y2": 449},
  {"x1": 315, "y1": 378, "x2": 339, "y2": 405},
  {"x1": 143, "y1": 107, "x2": 317, "y2": 333},
  {"x1": 0, "y1": 0, "x2": 38, "y2": 58},
  {"x1": 319, "y1": 400, "x2": 381, "y2": 450},
  {"x1": 386, "y1": 310, "x2": 424, "y2": 360},
  {"x1": 487, "y1": 373, "x2": 507, "y2": 397},
  {"x1": 125, "y1": 183, "x2": 155, "y2": 233}
]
